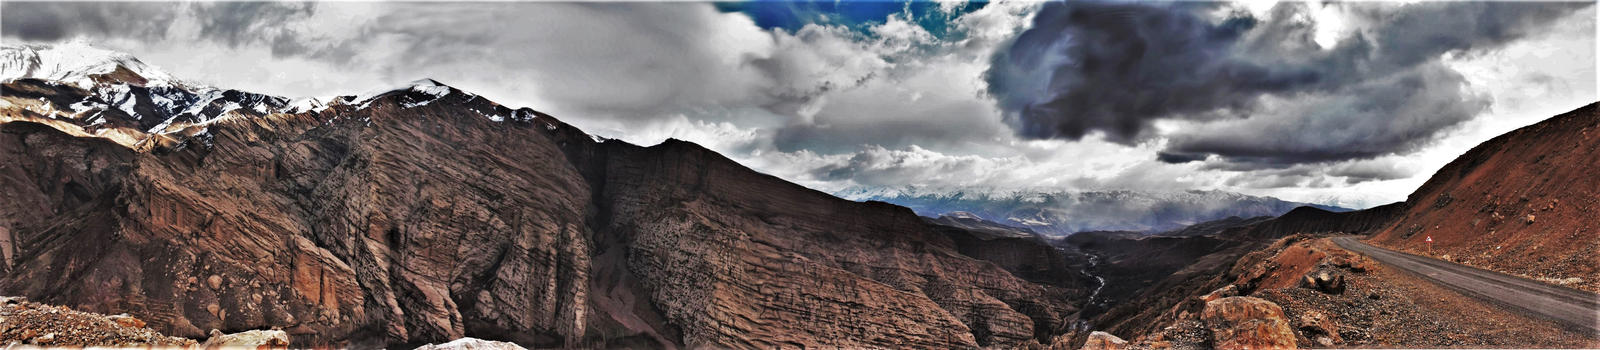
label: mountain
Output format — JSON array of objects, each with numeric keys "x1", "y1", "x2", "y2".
[
  {"x1": 837, "y1": 186, "x2": 1351, "y2": 236},
  {"x1": 0, "y1": 44, "x2": 1091, "y2": 348},
  {"x1": 1368, "y1": 103, "x2": 1598, "y2": 292}
]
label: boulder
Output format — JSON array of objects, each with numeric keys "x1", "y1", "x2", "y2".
[
  {"x1": 415, "y1": 337, "x2": 528, "y2": 350},
  {"x1": 1294, "y1": 310, "x2": 1341, "y2": 346},
  {"x1": 1300, "y1": 269, "x2": 1345, "y2": 295},
  {"x1": 1079, "y1": 331, "x2": 1128, "y2": 350},
  {"x1": 1201, "y1": 296, "x2": 1298, "y2": 349},
  {"x1": 203, "y1": 329, "x2": 289, "y2": 349}
]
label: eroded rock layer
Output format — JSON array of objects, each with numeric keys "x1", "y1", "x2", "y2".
[{"x1": 0, "y1": 75, "x2": 1087, "y2": 348}]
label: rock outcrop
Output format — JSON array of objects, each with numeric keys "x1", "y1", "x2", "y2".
[
  {"x1": 0, "y1": 46, "x2": 1088, "y2": 348},
  {"x1": 1200, "y1": 297, "x2": 1297, "y2": 349}
]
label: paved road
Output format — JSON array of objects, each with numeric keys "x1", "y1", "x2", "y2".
[{"x1": 1332, "y1": 237, "x2": 1600, "y2": 335}]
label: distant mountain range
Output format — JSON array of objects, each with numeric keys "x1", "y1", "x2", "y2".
[{"x1": 836, "y1": 186, "x2": 1352, "y2": 236}]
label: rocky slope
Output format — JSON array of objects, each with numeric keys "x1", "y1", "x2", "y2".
[
  {"x1": 1089, "y1": 236, "x2": 1596, "y2": 349},
  {"x1": 0, "y1": 44, "x2": 1088, "y2": 348},
  {"x1": 0, "y1": 296, "x2": 197, "y2": 347},
  {"x1": 1369, "y1": 103, "x2": 1599, "y2": 292}
]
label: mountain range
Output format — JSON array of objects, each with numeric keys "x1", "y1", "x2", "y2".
[
  {"x1": 0, "y1": 43, "x2": 1094, "y2": 348},
  {"x1": 838, "y1": 186, "x2": 1352, "y2": 236}
]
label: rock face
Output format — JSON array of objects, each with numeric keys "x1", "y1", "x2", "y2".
[
  {"x1": 1369, "y1": 103, "x2": 1600, "y2": 293},
  {"x1": 1200, "y1": 297, "x2": 1297, "y2": 349},
  {"x1": 0, "y1": 46, "x2": 1087, "y2": 348}
]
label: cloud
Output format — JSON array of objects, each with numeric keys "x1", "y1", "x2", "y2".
[
  {"x1": 2, "y1": 1, "x2": 1592, "y2": 210},
  {"x1": 986, "y1": 1, "x2": 1592, "y2": 167},
  {"x1": 1, "y1": 2, "x2": 180, "y2": 42},
  {"x1": 189, "y1": 2, "x2": 316, "y2": 56}
]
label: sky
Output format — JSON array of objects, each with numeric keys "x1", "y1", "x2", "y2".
[{"x1": 2, "y1": 0, "x2": 1594, "y2": 209}]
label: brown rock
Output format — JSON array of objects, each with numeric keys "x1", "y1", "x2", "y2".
[
  {"x1": 1294, "y1": 310, "x2": 1341, "y2": 345},
  {"x1": 1299, "y1": 269, "x2": 1345, "y2": 295},
  {"x1": 109, "y1": 314, "x2": 146, "y2": 328},
  {"x1": 1079, "y1": 331, "x2": 1127, "y2": 350},
  {"x1": 1202, "y1": 284, "x2": 1240, "y2": 303},
  {"x1": 206, "y1": 275, "x2": 223, "y2": 290},
  {"x1": 1201, "y1": 297, "x2": 1298, "y2": 349}
]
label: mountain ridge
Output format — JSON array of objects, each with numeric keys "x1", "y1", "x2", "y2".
[{"x1": 0, "y1": 44, "x2": 1090, "y2": 348}]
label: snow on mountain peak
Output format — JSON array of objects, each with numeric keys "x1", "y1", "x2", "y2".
[
  {"x1": 3, "y1": 43, "x2": 588, "y2": 147},
  {"x1": 1, "y1": 41, "x2": 183, "y2": 89}
]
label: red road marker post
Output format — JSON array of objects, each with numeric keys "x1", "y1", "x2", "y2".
[{"x1": 1425, "y1": 235, "x2": 1433, "y2": 256}]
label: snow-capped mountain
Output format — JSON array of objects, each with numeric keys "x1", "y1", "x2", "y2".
[
  {"x1": 1, "y1": 41, "x2": 183, "y2": 89},
  {"x1": 0, "y1": 43, "x2": 569, "y2": 150},
  {"x1": 837, "y1": 186, "x2": 1351, "y2": 236}
]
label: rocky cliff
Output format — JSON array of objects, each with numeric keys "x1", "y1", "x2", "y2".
[{"x1": 0, "y1": 45, "x2": 1088, "y2": 348}]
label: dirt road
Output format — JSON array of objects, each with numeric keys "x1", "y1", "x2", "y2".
[{"x1": 1332, "y1": 237, "x2": 1600, "y2": 335}]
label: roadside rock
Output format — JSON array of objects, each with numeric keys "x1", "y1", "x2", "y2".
[
  {"x1": 1293, "y1": 310, "x2": 1341, "y2": 346},
  {"x1": 1079, "y1": 331, "x2": 1127, "y2": 350},
  {"x1": 202, "y1": 328, "x2": 289, "y2": 349},
  {"x1": 1201, "y1": 296, "x2": 1297, "y2": 349},
  {"x1": 1300, "y1": 269, "x2": 1346, "y2": 295}
]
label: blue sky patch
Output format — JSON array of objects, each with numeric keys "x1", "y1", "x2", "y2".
[{"x1": 716, "y1": 0, "x2": 988, "y2": 38}]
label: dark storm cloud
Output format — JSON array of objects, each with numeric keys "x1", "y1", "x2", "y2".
[
  {"x1": 986, "y1": 2, "x2": 1318, "y2": 142},
  {"x1": 986, "y1": 1, "x2": 1592, "y2": 167},
  {"x1": 191, "y1": 2, "x2": 317, "y2": 57},
  {"x1": 2, "y1": 2, "x2": 318, "y2": 57},
  {"x1": 1, "y1": 2, "x2": 180, "y2": 42}
]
